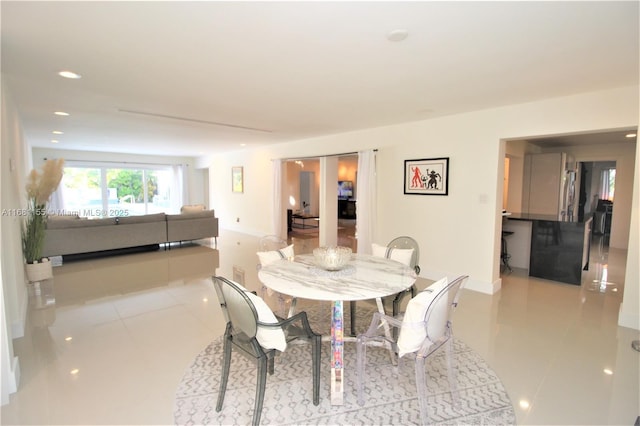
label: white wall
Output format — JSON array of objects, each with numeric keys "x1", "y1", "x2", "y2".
[
  {"x1": 207, "y1": 86, "x2": 639, "y2": 328},
  {"x1": 619, "y1": 133, "x2": 639, "y2": 330},
  {"x1": 1, "y1": 79, "x2": 28, "y2": 403}
]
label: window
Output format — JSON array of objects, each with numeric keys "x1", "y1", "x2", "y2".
[
  {"x1": 600, "y1": 168, "x2": 616, "y2": 201},
  {"x1": 60, "y1": 163, "x2": 182, "y2": 217}
]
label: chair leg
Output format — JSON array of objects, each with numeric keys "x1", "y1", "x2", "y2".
[
  {"x1": 392, "y1": 290, "x2": 410, "y2": 340},
  {"x1": 253, "y1": 355, "x2": 268, "y2": 426},
  {"x1": 312, "y1": 334, "x2": 321, "y2": 405},
  {"x1": 216, "y1": 333, "x2": 232, "y2": 412},
  {"x1": 350, "y1": 300, "x2": 357, "y2": 336},
  {"x1": 414, "y1": 356, "x2": 430, "y2": 426},
  {"x1": 268, "y1": 357, "x2": 275, "y2": 375}
]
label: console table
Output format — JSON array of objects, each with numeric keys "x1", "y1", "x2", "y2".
[{"x1": 291, "y1": 213, "x2": 319, "y2": 229}]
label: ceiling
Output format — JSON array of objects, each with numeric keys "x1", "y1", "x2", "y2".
[{"x1": 2, "y1": 1, "x2": 638, "y2": 158}]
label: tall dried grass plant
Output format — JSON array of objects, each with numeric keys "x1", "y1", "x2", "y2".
[{"x1": 21, "y1": 159, "x2": 65, "y2": 263}]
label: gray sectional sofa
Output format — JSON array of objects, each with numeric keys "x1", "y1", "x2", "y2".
[{"x1": 41, "y1": 210, "x2": 218, "y2": 258}]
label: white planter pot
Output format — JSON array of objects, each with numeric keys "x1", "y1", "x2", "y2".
[{"x1": 25, "y1": 260, "x2": 53, "y2": 282}]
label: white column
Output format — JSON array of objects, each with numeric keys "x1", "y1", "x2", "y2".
[{"x1": 319, "y1": 157, "x2": 338, "y2": 247}]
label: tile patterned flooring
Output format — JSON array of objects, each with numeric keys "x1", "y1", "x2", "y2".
[{"x1": 1, "y1": 231, "x2": 638, "y2": 425}]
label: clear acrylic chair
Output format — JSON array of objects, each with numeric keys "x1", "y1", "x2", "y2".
[
  {"x1": 350, "y1": 236, "x2": 421, "y2": 336},
  {"x1": 356, "y1": 275, "x2": 468, "y2": 426},
  {"x1": 384, "y1": 236, "x2": 422, "y2": 314},
  {"x1": 258, "y1": 234, "x2": 288, "y2": 252},
  {"x1": 212, "y1": 276, "x2": 321, "y2": 426}
]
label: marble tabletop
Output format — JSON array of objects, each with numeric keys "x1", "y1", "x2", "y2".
[{"x1": 258, "y1": 253, "x2": 417, "y2": 302}]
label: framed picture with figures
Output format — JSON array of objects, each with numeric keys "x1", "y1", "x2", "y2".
[{"x1": 404, "y1": 157, "x2": 449, "y2": 195}]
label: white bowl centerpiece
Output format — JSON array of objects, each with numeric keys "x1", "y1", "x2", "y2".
[{"x1": 313, "y1": 246, "x2": 352, "y2": 271}]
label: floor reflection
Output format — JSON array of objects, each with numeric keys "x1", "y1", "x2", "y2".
[{"x1": 51, "y1": 243, "x2": 219, "y2": 306}]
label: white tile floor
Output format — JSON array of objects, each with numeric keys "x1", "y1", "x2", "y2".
[{"x1": 2, "y1": 232, "x2": 638, "y2": 425}]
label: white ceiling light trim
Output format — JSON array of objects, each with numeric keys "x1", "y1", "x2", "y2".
[{"x1": 117, "y1": 108, "x2": 273, "y2": 133}]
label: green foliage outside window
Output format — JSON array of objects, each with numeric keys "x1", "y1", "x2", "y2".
[{"x1": 107, "y1": 169, "x2": 158, "y2": 203}]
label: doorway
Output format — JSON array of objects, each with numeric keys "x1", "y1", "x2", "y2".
[
  {"x1": 579, "y1": 161, "x2": 616, "y2": 242},
  {"x1": 299, "y1": 171, "x2": 314, "y2": 215},
  {"x1": 502, "y1": 129, "x2": 634, "y2": 280}
]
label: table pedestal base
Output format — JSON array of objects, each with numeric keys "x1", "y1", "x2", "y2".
[{"x1": 331, "y1": 300, "x2": 344, "y2": 405}]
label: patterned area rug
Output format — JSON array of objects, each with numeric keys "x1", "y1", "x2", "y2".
[{"x1": 173, "y1": 302, "x2": 516, "y2": 425}]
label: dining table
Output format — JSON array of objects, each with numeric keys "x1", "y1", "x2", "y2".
[{"x1": 257, "y1": 252, "x2": 417, "y2": 405}]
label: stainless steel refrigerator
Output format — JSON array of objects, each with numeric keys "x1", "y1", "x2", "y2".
[{"x1": 522, "y1": 152, "x2": 578, "y2": 221}]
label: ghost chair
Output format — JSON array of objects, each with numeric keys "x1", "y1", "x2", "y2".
[
  {"x1": 356, "y1": 275, "x2": 468, "y2": 426},
  {"x1": 256, "y1": 235, "x2": 294, "y2": 316},
  {"x1": 349, "y1": 236, "x2": 421, "y2": 336},
  {"x1": 212, "y1": 276, "x2": 321, "y2": 426}
]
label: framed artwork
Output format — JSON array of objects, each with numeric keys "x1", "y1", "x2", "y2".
[
  {"x1": 232, "y1": 166, "x2": 244, "y2": 193},
  {"x1": 404, "y1": 157, "x2": 449, "y2": 195}
]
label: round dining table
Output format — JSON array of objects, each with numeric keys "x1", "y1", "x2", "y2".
[{"x1": 258, "y1": 253, "x2": 417, "y2": 405}]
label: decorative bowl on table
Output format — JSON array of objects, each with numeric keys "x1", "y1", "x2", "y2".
[{"x1": 313, "y1": 246, "x2": 352, "y2": 271}]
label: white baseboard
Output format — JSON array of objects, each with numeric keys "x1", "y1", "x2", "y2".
[
  {"x1": 10, "y1": 293, "x2": 27, "y2": 340},
  {"x1": 418, "y1": 270, "x2": 500, "y2": 295}
]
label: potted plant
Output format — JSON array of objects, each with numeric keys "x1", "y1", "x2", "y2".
[{"x1": 21, "y1": 158, "x2": 64, "y2": 282}]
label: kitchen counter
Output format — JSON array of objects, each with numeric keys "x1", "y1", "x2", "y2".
[{"x1": 504, "y1": 213, "x2": 592, "y2": 285}]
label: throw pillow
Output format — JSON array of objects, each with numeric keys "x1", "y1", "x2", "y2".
[
  {"x1": 245, "y1": 291, "x2": 288, "y2": 352},
  {"x1": 371, "y1": 242, "x2": 414, "y2": 267},
  {"x1": 257, "y1": 244, "x2": 295, "y2": 266},
  {"x1": 397, "y1": 277, "x2": 449, "y2": 357},
  {"x1": 180, "y1": 204, "x2": 205, "y2": 214}
]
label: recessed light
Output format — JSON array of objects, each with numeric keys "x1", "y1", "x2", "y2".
[
  {"x1": 519, "y1": 399, "x2": 530, "y2": 409},
  {"x1": 387, "y1": 29, "x2": 409, "y2": 42},
  {"x1": 58, "y1": 70, "x2": 82, "y2": 79},
  {"x1": 52, "y1": 130, "x2": 64, "y2": 135},
  {"x1": 51, "y1": 140, "x2": 59, "y2": 144},
  {"x1": 65, "y1": 336, "x2": 73, "y2": 342},
  {"x1": 70, "y1": 368, "x2": 79, "y2": 375},
  {"x1": 603, "y1": 368, "x2": 613, "y2": 375},
  {"x1": 54, "y1": 111, "x2": 69, "y2": 116},
  {"x1": 625, "y1": 133, "x2": 637, "y2": 138}
]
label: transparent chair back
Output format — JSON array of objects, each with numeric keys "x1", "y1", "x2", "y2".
[{"x1": 356, "y1": 275, "x2": 468, "y2": 425}]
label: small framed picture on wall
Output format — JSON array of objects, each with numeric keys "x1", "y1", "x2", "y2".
[
  {"x1": 232, "y1": 166, "x2": 243, "y2": 193},
  {"x1": 404, "y1": 157, "x2": 449, "y2": 195}
]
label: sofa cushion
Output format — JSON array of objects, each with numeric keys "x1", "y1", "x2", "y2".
[
  {"x1": 116, "y1": 213, "x2": 166, "y2": 224},
  {"x1": 166, "y1": 210, "x2": 216, "y2": 221},
  {"x1": 46, "y1": 216, "x2": 113, "y2": 229}
]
